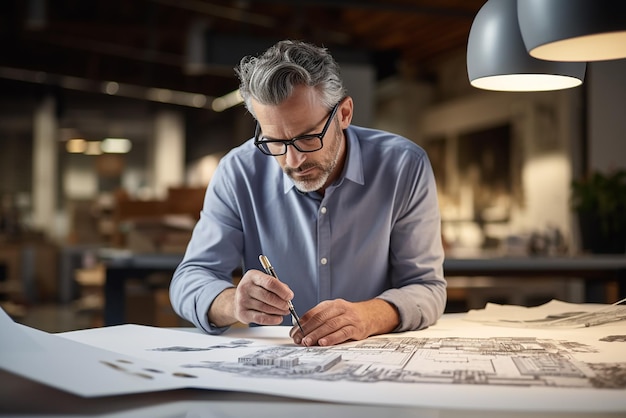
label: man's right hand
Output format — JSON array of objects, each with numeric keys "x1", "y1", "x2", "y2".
[{"x1": 208, "y1": 269, "x2": 293, "y2": 327}]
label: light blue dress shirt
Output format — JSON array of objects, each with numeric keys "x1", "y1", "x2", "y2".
[{"x1": 170, "y1": 125, "x2": 446, "y2": 334}]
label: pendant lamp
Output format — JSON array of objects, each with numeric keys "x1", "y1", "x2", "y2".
[
  {"x1": 467, "y1": 0, "x2": 586, "y2": 92},
  {"x1": 518, "y1": 0, "x2": 626, "y2": 62}
]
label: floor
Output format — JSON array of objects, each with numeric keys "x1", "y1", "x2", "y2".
[
  {"x1": 4, "y1": 285, "x2": 192, "y2": 333},
  {"x1": 3, "y1": 275, "x2": 191, "y2": 333},
  {"x1": 5, "y1": 302, "x2": 98, "y2": 333}
]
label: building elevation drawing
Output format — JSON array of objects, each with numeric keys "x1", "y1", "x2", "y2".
[{"x1": 180, "y1": 336, "x2": 626, "y2": 389}]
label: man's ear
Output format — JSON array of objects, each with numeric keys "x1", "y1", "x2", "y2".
[{"x1": 338, "y1": 96, "x2": 354, "y2": 128}]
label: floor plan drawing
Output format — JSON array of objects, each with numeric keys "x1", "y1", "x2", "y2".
[
  {"x1": 149, "y1": 339, "x2": 253, "y2": 352},
  {"x1": 181, "y1": 336, "x2": 626, "y2": 389},
  {"x1": 6, "y1": 308, "x2": 624, "y2": 412}
]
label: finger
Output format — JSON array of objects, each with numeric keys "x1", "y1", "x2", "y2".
[
  {"x1": 234, "y1": 289, "x2": 286, "y2": 324},
  {"x1": 234, "y1": 277, "x2": 290, "y2": 326},
  {"x1": 249, "y1": 269, "x2": 295, "y2": 306},
  {"x1": 243, "y1": 309, "x2": 286, "y2": 326},
  {"x1": 317, "y1": 325, "x2": 356, "y2": 346},
  {"x1": 289, "y1": 324, "x2": 306, "y2": 345},
  {"x1": 235, "y1": 288, "x2": 290, "y2": 322},
  {"x1": 297, "y1": 299, "x2": 369, "y2": 346},
  {"x1": 301, "y1": 317, "x2": 346, "y2": 346},
  {"x1": 240, "y1": 270, "x2": 292, "y2": 312},
  {"x1": 299, "y1": 309, "x2": 349, "y2": 346},
  {"x1": 241, "y1": 293, "x2": 290, "y2": 316},
  {"x1": 257, "y1": 272, "x2": 295, "y2": 302}
]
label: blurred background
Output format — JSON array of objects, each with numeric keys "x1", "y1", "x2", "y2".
[{"x1": 1, "y1": 0, "x2": 624, "y2": 332}]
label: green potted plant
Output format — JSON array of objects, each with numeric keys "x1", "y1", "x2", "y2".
[{"x1": 571, "y1": 169, "x2": 626, "y2": 254}]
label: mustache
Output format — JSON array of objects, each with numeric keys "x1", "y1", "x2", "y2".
[{"x1": 284, "y1": 163, "x2": 318, "y2": 176}]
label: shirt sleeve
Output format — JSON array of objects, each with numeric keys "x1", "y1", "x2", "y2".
[
  {"x1": 378, "y1": 151, "x2": 447, "y2": 332},
  {"x1": 169, "y1": 158, "x2": 243, "y2": 334}
]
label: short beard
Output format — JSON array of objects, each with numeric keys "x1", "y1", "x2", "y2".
[
  {"x1": 284, "y1": 120, "x2": 342, "y2": 193},
  {"x1": 287, "y1": 163, "x2": 333, "y2": 193}
]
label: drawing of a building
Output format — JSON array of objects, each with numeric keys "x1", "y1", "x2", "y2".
[
  {"x1": 237, "y1": 347, "x2": 342, "y2": 374},
  {"x1": 181, "y1": 336, "x2": 626, "y2": 389}
]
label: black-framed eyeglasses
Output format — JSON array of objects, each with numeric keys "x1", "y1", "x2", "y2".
[{"x1": 254, "y1": 101, "x2": 341, "y2": 156}]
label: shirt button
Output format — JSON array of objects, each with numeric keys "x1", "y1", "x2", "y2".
[
  {"x1": 320, "y1": 257, "x2": 328, "y2": 265},
  {"x1": 320, "y1": 206, "x2": 327, "y2": 214}
]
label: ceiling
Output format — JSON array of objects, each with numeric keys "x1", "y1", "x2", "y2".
[{"x1": 0, "y1": 0, "x2": 486, "y2": 105}]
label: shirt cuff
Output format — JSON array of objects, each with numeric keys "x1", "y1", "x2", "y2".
[
  {"x1": 194, "y1": 281, "x2": 235, "y2": 334},
  {"x1": 377, "y1": 289, "x2": 424, "y2": 332}
]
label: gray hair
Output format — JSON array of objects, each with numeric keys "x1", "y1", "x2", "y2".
[{"x1": 235, "y1": 40, "x2": 347, "y2": 117}]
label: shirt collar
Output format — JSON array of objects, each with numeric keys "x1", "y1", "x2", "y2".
[{"x1": 282, "y1": 126, "x2": 364, "y2": 194}]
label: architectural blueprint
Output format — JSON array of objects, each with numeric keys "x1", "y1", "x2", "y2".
[
  {"x1": 179, "y1": 335, "x2": 625, "y2": 389},
  {"x1": 2, "y1": 305, "x2": 625, "y2": 412}
]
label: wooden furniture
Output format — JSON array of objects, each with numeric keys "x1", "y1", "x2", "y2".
[
  {"x1": 445, "y1": 255, "x2": 626, "y2": 309},
  {"x1": 111, "y1": 186, "x2": 205, "y2": 248},
  {"x1": 101, "y1": 253, "x2": 626, "y2": 326}
]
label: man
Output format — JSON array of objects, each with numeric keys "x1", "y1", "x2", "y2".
[{"x1": 170, "y1": 40, "x2": 446, "y2": 347}]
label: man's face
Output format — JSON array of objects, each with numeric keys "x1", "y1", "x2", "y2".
[{"x1": 252, "y1": 86, "x2": 349, "y2": 193}]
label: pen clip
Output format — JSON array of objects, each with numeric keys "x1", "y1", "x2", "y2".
[{"x1": 259, "y1": 255, "x2": 274, "y2": 276}]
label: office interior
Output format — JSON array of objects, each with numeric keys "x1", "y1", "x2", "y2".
[{"x1": 0, "y1": 0, "x2": 625, "y2": 333}]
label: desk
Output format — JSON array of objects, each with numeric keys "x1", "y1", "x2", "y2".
[
  {"x1": 2, "y1": 369, "x2": 621, "y2": 418},
  {"x1": 102, "y1": 252, "x2": 183, "y2": 326},
  {"x1": 444, "y1": 255, "x2": 626, "y2": 278},
  {"x1": 102, "y1": 253, "x2": 626, "y2": 326},
  {"x1": 2, "y1": 312, "x2": 625, "y2": 417},
  {"x1": 444, "y1": 255, "x2": 626, "y2": 308}
]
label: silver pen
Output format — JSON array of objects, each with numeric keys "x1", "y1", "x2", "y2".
[{"x1": 258, "y1": 254, "x2": 305, "y2": 335}]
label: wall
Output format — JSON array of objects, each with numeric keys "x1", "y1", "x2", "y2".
[
  {"x1": 373, "y1": 48, "x2": 586, "y2": 254},
  {"x1": 341, "y1": 64, "x2": 375, "y2": 128},
  {"x1": 421, "y1": 90, "x2": 581, "y2": 252},
  {"x1": 0, "y1": 55, "x2": 622, "y2": 248},
  {"x1": 588, "y1": 59, "x2": 626, "y2": 173}
]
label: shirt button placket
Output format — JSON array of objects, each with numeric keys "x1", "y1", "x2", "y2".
[{"x1": 318, "y1": 205, "x2": 331, "y2": 300}]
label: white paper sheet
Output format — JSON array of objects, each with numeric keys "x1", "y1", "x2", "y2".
[
  {"x1": 0, "y1": 308, "x2": 188, "y2": 396},
  {"x1": 464, "y1": 299, "x2": 626, "y2": 327},
  {"x1": 2, "y1": 306, "x2": 626, "y2": 413}
]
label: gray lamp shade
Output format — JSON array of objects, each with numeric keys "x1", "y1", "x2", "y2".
[
  {"x1": 467, "y1": 0, "x2": 586, "y2": 92},
  {"x1": 518, "y1": 0, "x2": 626, "y2": 62}
]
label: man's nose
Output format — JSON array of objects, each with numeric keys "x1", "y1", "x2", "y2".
[{"x1": 284, "y1": 144, "x2": 306, "y2": 167}]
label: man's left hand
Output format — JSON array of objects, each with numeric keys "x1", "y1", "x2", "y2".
[{"x1": 289, "y1": 298, "x2": 399, "y2": 346}]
